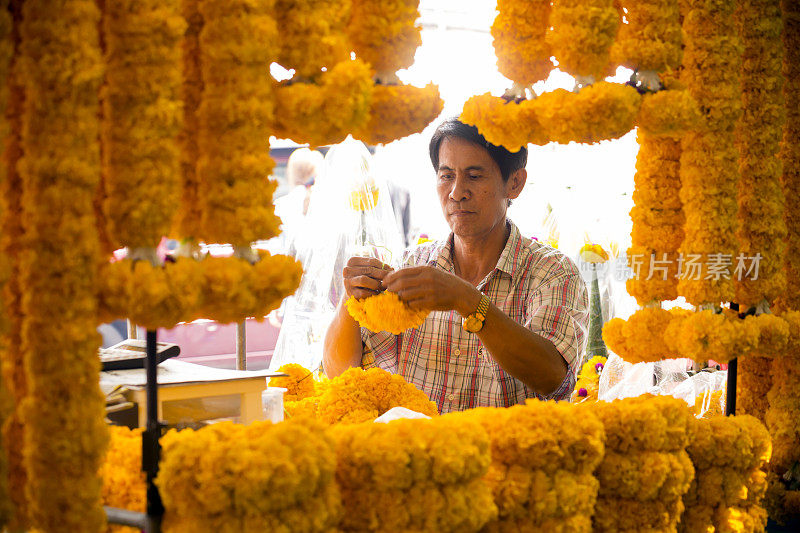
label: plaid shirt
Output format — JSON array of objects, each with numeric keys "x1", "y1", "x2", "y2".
[{"x1": 361, "y1": 221, "x2": 589, "y2": 413}]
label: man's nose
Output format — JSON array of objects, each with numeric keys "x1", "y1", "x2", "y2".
[{"x1": 449, "y1": 173, "x2": 470, "y2": 202}]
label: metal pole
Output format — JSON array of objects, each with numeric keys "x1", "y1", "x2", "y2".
[
  {"x1": 105, "y1": 507, "x2": 148, "y2": 529},
  {"x1": 127, "y1": 319, "x2": 138, "y2": 340},
  {"x1": 236, "y1": 321, "x2": 246, "y2": 370},
  {"x1": 726, "y1": 357, "x2": 738, "y2": 416},
  {"x1": 143, "y1": 330, "x2": 164, "y2": 532}
]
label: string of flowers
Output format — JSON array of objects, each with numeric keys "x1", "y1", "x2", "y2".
[
  {"x1": 195, "y1": 0, "x2": 281, "y2": 246},
  {"x1": 158, "y1": 420, "x2": 342, "y2": 532},
  {"x1": 17, "y1": 0, "x2": 109, "y2": 529},
  {"x1": 739, "y1": 356, "x2": 773, "y2": 426},
  {"x1": 98, "y1": 252, "x2": 303, "y2": 329},
  {"x1": 332, "y1": 416, "x2": 496, "y2": 532},
  {"x1": 460, "y1": 94, "x2": 543, "y2": 152},
  {"x1": 677, "y1": 0, "x2": 742, "y2": 305},
  {"x1": 681, "y1": 415, "x2": 771, "y2": 532},
  {"x1": 610, "y1": 0, "x2": 682, "y2": 88},
  {"x1": 173, "y1": 0, "x2": 203, "y2": 240},
  {"x1": 275, "y1": 0, "x2": 350, "y2": 81},
  {"x1": 346, "y1": 290, "x2": 429, "y2": 335},
  {"x1": 546, "y1": 0, "x2": 620, "y2": 84},
  {"x1": 734, "y1": 0, "x2": 786, "y2": 308},
  {"x1": 0, "y1": 3, "x2": 27, "y2": 528},
  {"x1": 274, "y1": 59, "x2": 374, "y2": 148},
  {"x1": 101, "y1": 0, "x2": 185, "y2": 251},
  {"x1": 572, "y1": 355, "x2": 606, "y2": 402},
  {"x1": 353, "y1": 83, "x2": 443, "y2": 146},
  {"x1": 348, "y1": 0, "x2": 421, "y2": 83},
  {"x1": 492, "y1": 0, "x2": 552, "y2": 92},
  {"x1": 269, "y1": 363, "x2": 317, "y2": 402},
  {"x1": 777, "y1": 0, "x2": 800, "y2": 312},
  {"x1": 593, "y1": 395, "x2": 694, "y2": 533},
  {"x1": 100, "y1": 426, "x2": 145, "y2": 533}
]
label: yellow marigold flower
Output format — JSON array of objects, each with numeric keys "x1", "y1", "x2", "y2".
[
  {"x1": 101, "y1": 426, "x2": 146, "y2": 523},
  {"x1": 601, "y1": 307, "x2": 676, "y2": 364},
  {"x1": 315, "y1": 367, "x2": 438, "y2": 425},
  {"x1": 579, "y1": 243, "x2": 609, "y2": 263},
  {"x1": 460, "y1": 93, "x2": 545, "y2": 152},
  {"x1": 596, "y1": 450, "x2": 694, "y2": 502},
  {"x1": 270, "y1": 363, "x2": 316, "y2": 402},
  {"x1": 354, "y1": 83, "x2": 443, "y2": 146},
  {"x1": 348, "y1": 182, "x2": 380, "y2": 211},
  {"x1": 274, "y1": 59, "x2": 374, "y2": 148},
  {"x1": 594, "y1": 395, "x2": 694, "y2": 453},
  {"x1": 636, "y1": 90, "x2": 702, "y2": 137},
  {"x1": 593, "y1": 496, "x2": 684, "y2": 532},
  {"x1": 492, "y1": 0, "x2": 553, "y2": 86},
  {"x1": 688, "y1": 415, "x2": 772, "y2": 471},
  {"x1": 348, "y1": 0, "x2": 421, "y2": 78},
  {"x1": 345, "y1": 291, "x2": 429, "y2": 335},
  {"x1": 610, "y1": 0, "x2": 682, "y2": 73}
]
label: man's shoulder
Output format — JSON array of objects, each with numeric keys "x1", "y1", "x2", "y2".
[{"x1": 516, "y1": 235, "x2": 582, "y2": 282}]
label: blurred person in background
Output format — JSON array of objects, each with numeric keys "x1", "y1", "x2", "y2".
[{"x1": 273, "y1": 147, "x2": 324, "y2": 255}]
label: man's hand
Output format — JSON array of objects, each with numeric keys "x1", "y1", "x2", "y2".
[
  {"x1": 382, "y1": 266, "x2": 480, "y2": 315},
  {"x1": 343, "y1": 256, "x2": 393, "y2": 299}
]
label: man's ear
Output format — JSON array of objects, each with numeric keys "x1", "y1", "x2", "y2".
[{"x1": 507, "y1": 168, "x2": 527, "y2": 200}]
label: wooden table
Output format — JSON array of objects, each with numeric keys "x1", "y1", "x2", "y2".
[{"x1": 101, "y1": 359, "x2": 282, "y2": 427}]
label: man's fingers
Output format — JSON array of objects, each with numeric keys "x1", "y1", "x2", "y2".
[
  {"x1": 351, "y1": 275, "x2": 382, "y2": 292},
  {"x1": 347, "y1": 256, "x2": 393, "y2": 270},
  {"x1": 344, "y1": 265, "x2": 392, "y2": 281}
]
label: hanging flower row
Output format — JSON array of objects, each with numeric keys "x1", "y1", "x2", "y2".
[
  {"x1": 16, "y1": 0, "x2": 109, "y2": 529},
  {"x1": 194, "y1": 0, "x2": 281, "y2": 246},
  {"x1": 491, "y1": 0, "x2": 552, "y2": 91},
  {"x1": 610, "y1": 0, "x2": 682, "y2": 77},
  {"x1": 98, "y1": 253, "x2": 302, "y2": 329},
  {"x1": 101, "y1": 0, "x2": 185, "y2": 251},
  {"x1": 734, "y1": 0, "x2": 786, "y2": 308},
  {"x1": 677, "y1": 0, "x2": 743, "y2": 305},
  {"x1": 603, "y1": 308, "x2": 800, "y2": 364},
  {"x1": 353, "y1": 83, "x2": 443, "y2": 146},
  {"x1": 100, "y1": 426, "x2": 146, "y2": 526}
]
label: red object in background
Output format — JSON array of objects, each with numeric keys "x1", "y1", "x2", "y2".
[{"x1": 158, "y1": 318, "x2": 281, "y2": 370}]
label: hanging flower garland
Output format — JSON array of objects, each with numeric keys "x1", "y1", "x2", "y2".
[
  {"x1": 101, "y1": 0, "x2": 185, "y2": 251},
  {"x1": 173, "y1": 0, "x2": 203, "y2": 240},
  {"x1": 460, "y1": 93, "x2": 544, "y2": 152},
  {"x1": 158, "y1": 420, "x2": 342, "y2": 532},
  {"x1": 678, "y1": 0, "x2": 742, "y2": 305},
  {"x1": 635, "y1": 89, "x2": 701, "y2": 137},
  {"x1": 269, "y1": 363, "x2": 316, "y2": 402},
  {"x1": 17, "y1": 0, "x2": 109, "y2": 529},
  {"x1": 275, "y1": 0, "x2": 351, "y2": 80},
  {"x1": 546, "y1": 0, "x2": 620, "y2": 83},
  {"x1": 777, "y1": 0, "x2": 800, "y2": 312},
  {"x1": 354, "y1": 83, "x2": 443, "y2": 146},
  {"x1": 734, "y1": 0, "x2": 786, "y2": 308},
  {"x1": 492, "y1": 0, "x2": 552, "y2": 90},
  {"x1": 274, "y1": 59, "x2": 374, "y2": 148},
  {"x1": 610, "y1": 0, "x2": 682, "y2": 79},
  {"x1": 98, "y1": 252, "x2": 303, "y2": 328},
  {"x1": 100, "y1": 426, "x2": 145, "y2": 526},
  {"x1": 346, "y1": 290, "x2": 429, "y2": 335},
  {"x1": 348, "y1": 0, "x2": 421, "y2": 82},
  {"x1": 196, "y1": 0, "x2": 281, "y2": 246}
]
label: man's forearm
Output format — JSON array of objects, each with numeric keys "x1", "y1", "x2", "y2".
[{"x1": 322, "y1": 300, "x2": 364, "y2": 378}]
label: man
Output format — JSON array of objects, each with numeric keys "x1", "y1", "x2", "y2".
[{"x1": 323, "y1": 118, "x2": 588, "y2": 412}]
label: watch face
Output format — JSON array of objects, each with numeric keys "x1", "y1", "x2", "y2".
[{"x1": 464, "y1": 316, "x2": 481, "y2": 332}]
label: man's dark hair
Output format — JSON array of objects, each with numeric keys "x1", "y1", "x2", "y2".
[{"x1": 429, "y1": 117, "x2": 528, "y2": 182}]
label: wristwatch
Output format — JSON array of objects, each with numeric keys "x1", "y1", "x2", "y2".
[{"x1": 462, "y1": 294, "x2": 490, "y2": 333}]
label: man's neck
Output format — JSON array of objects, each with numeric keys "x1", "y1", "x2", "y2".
[{"x1": 452, "y1": 220, "x2": 510, "y2": 286}]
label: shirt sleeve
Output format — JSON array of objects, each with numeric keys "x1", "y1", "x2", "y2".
[{"x1": 524, "y1": 272, "x2": 589, "y2": 400}]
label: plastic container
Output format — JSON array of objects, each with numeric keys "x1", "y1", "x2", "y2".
[{"x1": 262, "y1": 387, "x2": 288, "y2": 423}]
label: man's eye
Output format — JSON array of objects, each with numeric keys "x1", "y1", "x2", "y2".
[
  {"x1": 440, "y1": 173, "x2": 454, "y2": 180},
  {"x1": 469, "y1": 174, "x2": 481, "y2": 180}
]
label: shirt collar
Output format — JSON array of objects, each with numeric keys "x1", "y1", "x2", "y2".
[{"x1": 434, "y1": 220, "x2": 528, "y2": 286}]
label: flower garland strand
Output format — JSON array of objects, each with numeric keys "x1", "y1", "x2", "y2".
[
  {"x1": 546, "y1": 0, "x2": 620, "y2": 83},
  {"x1": 492, "y1": 0, "x2": 552, "y2": 90},
  {"x1": 17, "y1": 0, "x2": 109, "y2": 529},
  {"x1": 100, "y1": 426, "x2": 145, "y2": 529},
  {"x1": 677, "y1": 0, "x2": 742, "y2": 305},
  {"x1": 348, "y1": 0, "x2": 420, "y2": 83},
  {"x1": 346, "y1": 290, "x2": 429, "y2": 335},
  {"x1": 196, "y1": 0, "x2": 281, "y2": 246},
  {"x1": 734, "y1": 0, "x2": 786, "y2": 308},
  {"x1": 778, "y1": 0, "x2": 800, "y2": 312},
  {"x1": 0, "y1": 3, "x2": 27, "y2": 528},
  {"x1": 610, "y1": 0, "x2": 682, "y2": 80},
  {"x1": 275, "y1": 0, "x2": 350, "y2": 81},
  {"x1": 354, "y1": 83, "x2": 443, "y2": 146},
  {"x1": 173, "y1": 0, "x2": 204, "y2": 240},
  {"x1": 101, "y1": 0, "x2": 186, "y2": 251}
]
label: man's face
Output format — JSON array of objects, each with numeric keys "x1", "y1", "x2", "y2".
[{"x1": 436, "y1": 136, "x2": 524, "y2": 238}]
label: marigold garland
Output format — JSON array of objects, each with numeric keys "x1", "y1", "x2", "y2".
[
  {"x1": 275, "y1": 0, "x2": 350, "y2": 80},
  {"x1": 17, "y1": 0, "x2": 109, "y2": 529},
  {"x1": 348, "y1": 0, "x2": 421, "y2": 80},
  {"x1": 101, "y1": 0, "x2": 185, "y2": 250},
  {"x1": 315, "y1": 367, "x2": 438, "y2": 425},
  {"x1": 460, "y1": 94, "x2": 544, "y2": 152},
  {"x1": 734, "y1": 0, "x2": 786, "y2": 307},
  {"x1": 354, "y1": 83, "x2": 443, "y2": 146},
  {"x1": 739, "y1": 356, "x2": 773, "y2": 426},
  {"x1": 274, "y1": 59, "x2": 374, "y2": 148},
  {"x1": 158, "y1": 420, "x2": 341, "y2": 532},
  {"x1": 491, "y1": 0, "x2": 552, "y2": 87},
  {"x1": 269, "y1": 363, "x2": 316, "y2": 402},
  {"x1": 98, "y1": 253, "x2": 302, "y2": 328},
  {"x1": 765, "y1": 355, "x2": 800, "y2": 522},
  {"x1": 610, "y1": 0, "x2": 682, "y2": 73},
  {"x1": 678, "y1": 0, "x2": 742, "y2": 305},
  {"x1": 346, "y1": 290, "x2": 429, "y2": 334},
  {"x1": 100, "y1": 426, "x2": 145, "y2": 532},
  {"x1": 196, "y1": 0, "x2": 281, "y2": 246},
  {"x1": 546, "y1": 0, "x2": 620, "y2": 80},
  {"x1": 635, "y1": 90, "x2": 701, "y2": 137}
]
